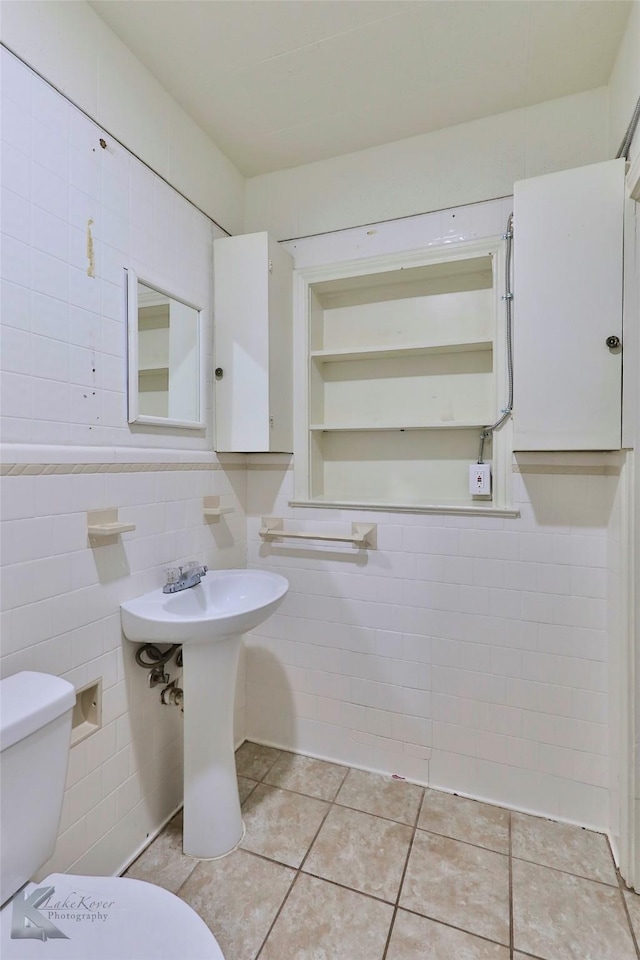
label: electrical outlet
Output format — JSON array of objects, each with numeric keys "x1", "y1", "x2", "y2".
[{"x1": 469, "y1": 463, "x2": 491, "y2": 495}]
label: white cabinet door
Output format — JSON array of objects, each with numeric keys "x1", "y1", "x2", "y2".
[
  {"x1": 214, "y1": 232, "x2": 293, "y2": 452},
  {"x1": 513, "y1": 158, "x2": 624, "y2": 450}
]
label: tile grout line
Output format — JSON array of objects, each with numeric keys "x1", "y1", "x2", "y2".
[
  {"x1": 253, "y1": 758, "x2": 349, "y2": 959},
  {"x1": 395, "y1": 904, "x2": 513, "y2": 950},
  {"x1": 606, "y1": 831, "x2": 640, "y2": 960},
  {"x1": 248, "y1": 740, "x2": 302, "y2": 960},
  {"x1": 509, "y1": 810, "x2": 514, "y2": 960},
  {"x1": 297, "y1": 764, "x2": 350, "y2": 874},
  {"x1": 381, "y1": 783, "x2": 426, "y2": 960},
  {"x1": 509, "y1": 852, "x2": 623, "y2": 889},
  {"x1": 617, "y1": 876, "x2": 640, "y2": 959},
  {"x1": 253, "y1": 869, "x2": 301, "y2": 960}
]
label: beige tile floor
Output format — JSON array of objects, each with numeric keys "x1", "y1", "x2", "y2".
[{"x1": 125, "y1": 742, "x2": 640, "y2": 960}]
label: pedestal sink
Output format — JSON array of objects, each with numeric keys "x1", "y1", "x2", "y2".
[{"x1": 120, "y1": 569, "x2": 288, "y2": 859}]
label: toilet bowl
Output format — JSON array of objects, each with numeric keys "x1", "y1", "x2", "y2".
[
  {"x1": 0, "y1": 672, "x2": 224, "y2": 959},
  {"x1": 0, "y1": 873, "x2": 223, "y2": 959}
]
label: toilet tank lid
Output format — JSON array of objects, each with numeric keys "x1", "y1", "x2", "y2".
[{"x1": 0, "y1": 672, "x2": 76, "y2": 751}]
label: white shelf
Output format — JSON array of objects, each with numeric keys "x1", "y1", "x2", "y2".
[
  {"x1": 309, "y1": 421, "x2": 488, "y2": 432},
  {"x1": 310, "y1": 339, "x2": 492, "y2": 363}
]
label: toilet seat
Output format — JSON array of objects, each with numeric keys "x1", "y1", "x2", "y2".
[{"x1": 1, "y1": 872, "x2": 224, "y2": 959}]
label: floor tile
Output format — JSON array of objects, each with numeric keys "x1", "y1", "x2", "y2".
[
  {"x1": 335, "y1": 767, "x2": 424, "y2": 825},
  {"x1": 178, "y1": 848, "x2": 294, "y2": 960},
  {"x1": 263, "y1": 751, "x2": 348, "y2": 800},
  {"x1": 418, "y1": 788, "x2": 509, "y2": 854},
  {"x1": 512, "y1": 812, "x2": 617, "y2": 885},
  {"x1": 124, "y1": 812, "x2": 196, "y2": 893},
  {"x1": 260, "y1": 873, "x2": 393, "y2": 960},
  {"x1": 235, "y1": 741, "x2": 281, "y2": 780},
  {"x1": 240, "y1": 783, "x2": 329, "y2": 867},
  {"x1": 400, "y1": 830, "x2": 510, "y2": 945},
  {"x1": 304, "y1": 804, "x2": 413, "y2": 902},
  {"x1": 624, "y1": 888, "x2": 640, "y2": 940},
  {"x1": 386, "y1": 910, "x2": 510, "y2": 960},
  {"x1": 238, "y1": 776, "x2": 258, "y2": 804},
  {"x1": 512, "y1": 858, "x2": 636, "y2": 960}
]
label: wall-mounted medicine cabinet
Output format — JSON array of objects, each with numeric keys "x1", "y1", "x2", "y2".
[
  {"x1": 213, "y1": 232, "x2": 293, "y2": 452},
  {"x1": 513, "y1": 158, "x2": 624, "y2": 451},
  {"x1": 292, "y1": 238, "x2": 512, "y2": 512}
]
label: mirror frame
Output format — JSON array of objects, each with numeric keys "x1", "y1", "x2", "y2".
[{"x1": 126, "y1": 268, "x2": 206, "y2": 430}]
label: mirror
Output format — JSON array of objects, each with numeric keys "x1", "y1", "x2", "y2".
[{"x1": 126, "y1": 270, "x2": 204, "y2": 429}]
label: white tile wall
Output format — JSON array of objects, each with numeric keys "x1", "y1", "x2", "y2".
[
  {"x1": 246, "y1": 462, "x2": 615, "y2": 830},
  {"x1": 1, "y1": 3, "x2": 245, "y2": 234},
  {"x1": 0, "y1": 462, "x2": 247, "y2": 878},
  {"x1": 0, "y1": 50, "x2": 248, "y2": 879},
  {"x1": 1, "y1": 46, "x2": 223, "y2": 450}
]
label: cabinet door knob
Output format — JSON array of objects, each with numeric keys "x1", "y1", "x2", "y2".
[
  {"x1": 605, "y1": 335, "x2": 621, "y2": 349},
  {"x1": 215, "y1": 367, "x2": 224, "y2": 380}
]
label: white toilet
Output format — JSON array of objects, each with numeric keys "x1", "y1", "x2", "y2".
[{"x1": 0, "y1": 671, "x2": 224, "y2": 959}]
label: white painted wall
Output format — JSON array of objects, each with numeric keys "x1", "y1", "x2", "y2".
[
  {"x1": 245, "y1": 87, "x2": 609, "y2": 240},
  {"x1": 0, "y1": 49, "x2": 247, "y2": 879},
  {"x1": 0, "y1": 0, "x2": 245, "y2": 234}
]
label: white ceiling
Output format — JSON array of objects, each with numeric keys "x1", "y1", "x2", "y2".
[{"x1": 89, "y1": 0, "x2": 631, "y2": 177}]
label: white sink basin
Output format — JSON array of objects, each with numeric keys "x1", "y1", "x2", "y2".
[
  {"x1": 121, "y1": 569, "x2": 289, "y2": 644},
  {"x1": 120, "y1": 568, "x2": 289, "y2": 860}
]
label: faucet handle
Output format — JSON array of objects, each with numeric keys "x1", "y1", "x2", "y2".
[
  {"x1": 164, "y1": 566, "x2": 181, "y2": 584},
  {"x1": 182, "y1": 559, "x2": 206, "y2": 573}
]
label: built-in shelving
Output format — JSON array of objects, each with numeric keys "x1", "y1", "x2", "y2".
[
  {"x1": 310, "y1": 339, "x2": 492, "y2": 363},
  {"x1": 295, "y1": 239, "x2": 508, "y2": 510},
  {"x1": 309, "y1": 421, "x2": 487, "y2": 432}
]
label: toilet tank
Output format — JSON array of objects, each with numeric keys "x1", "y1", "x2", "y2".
[{"x1": 0, "y1": 672, "x2": 76, "y2": 906}]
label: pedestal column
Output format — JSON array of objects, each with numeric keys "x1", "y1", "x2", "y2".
[{"x1": 182, "y1": 634, "x2": 242, "y2": 858}]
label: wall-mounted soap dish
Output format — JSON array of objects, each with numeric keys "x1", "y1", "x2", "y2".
[
  {"x1": 87, "y1": 507, "x2": 136, "y2": 539},
  {"x1": 203, "y1": 496, "x2": 234, "y2": 521}
]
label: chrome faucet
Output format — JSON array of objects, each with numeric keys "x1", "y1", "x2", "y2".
[{"x1": 163, "y1": 561, "x2": 208, "y2": 594}]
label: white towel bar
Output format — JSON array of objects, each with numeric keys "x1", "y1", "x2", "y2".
[{"x1": 259, "y1": 518, "x2": 376, "y2": 548}]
